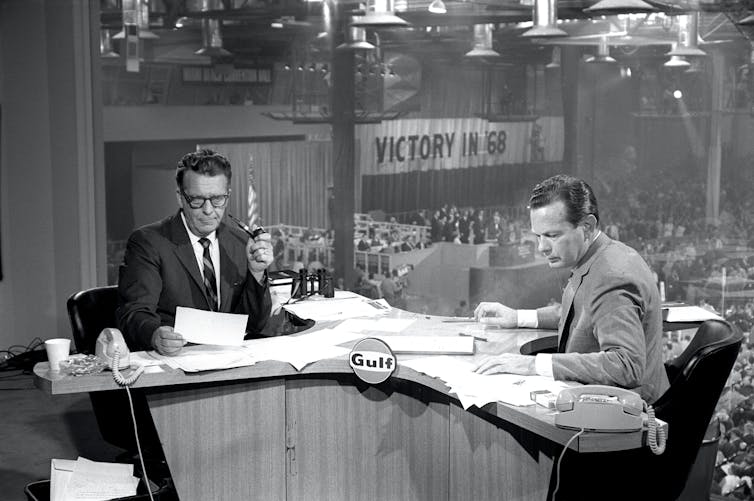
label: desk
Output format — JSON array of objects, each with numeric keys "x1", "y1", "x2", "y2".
[{"x1": 34, "y1": 312, "x2": 656, "y2": 501}]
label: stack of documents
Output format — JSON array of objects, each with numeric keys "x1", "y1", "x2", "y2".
[
  {"x1": 282, "y1": 290, "x2": 392, "y2": 321},
  {"x1": 399, "y1": 356, "x2": 576, "y2": 409},
  {"x1": 50, "y1": 457, "x2": 139, "y2": 501},
  {"x1": 663, "y1": 304, "x2": 724, "y2": 322}
]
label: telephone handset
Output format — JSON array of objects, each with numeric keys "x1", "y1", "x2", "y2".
[
  {"x1": 95, "y1": 328, "x2": 143, "y2": 386},
  {"x1": 555, "y1": 385, "x2": 666, "y2": 455}
]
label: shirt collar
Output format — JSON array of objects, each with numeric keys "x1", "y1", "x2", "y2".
[
  {"x1": 180, "y1": 210, "x2": 218, "y2": 246},
  {"x1": 572, "y1": 230, "x2": 605, "y2": 274}
]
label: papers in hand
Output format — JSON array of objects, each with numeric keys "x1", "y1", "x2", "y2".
[
  {"x1": 174, "y1": 306, "x2": 247, "y2": 346},
  {"x1": 51, "y1": 457, "x2": 139, "y2": 501}
]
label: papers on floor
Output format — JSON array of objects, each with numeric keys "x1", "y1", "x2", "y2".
[
  {"x1": 663, "y1": 305, "x2": 724, "y2": 323},
  {"x1": 282, "y1": 290, "x2": 392, "y2": 321},
  {"x1": 174, "y1": 306, "x2": 247, "y2": 346},
  {"x1": 399, "y1": 356, "x2": 576, "y2": 409},
  {"x1": 50, "y1": 457, "x2": 139, "y2": 501}
]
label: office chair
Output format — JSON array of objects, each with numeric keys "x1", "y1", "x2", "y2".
[
  {"x1": 66, "y1": 286, "x2": 162, "y2": 458},
  {"x1": 549, "y1": 319, "x2": 742, "y2": 501},
  {"x1": 650, "y1": 319, "x2": 742, "y2": 500}
]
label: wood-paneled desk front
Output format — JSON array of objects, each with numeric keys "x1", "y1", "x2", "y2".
[{"x1": 34, "y1": 311, "x2": 656, "y2": 501}]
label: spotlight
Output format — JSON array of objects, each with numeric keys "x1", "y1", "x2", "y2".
[{"x1": 673, "y1": 89, "x2": 683, "y2": 99}]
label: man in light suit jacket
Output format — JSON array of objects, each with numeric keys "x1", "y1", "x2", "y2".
[
  {"x1": 116, "y1": 149, "x2": 273, "y2": 355},
  {"x1": 473, "y1": 174, "x2": 669, "y2": 404}
]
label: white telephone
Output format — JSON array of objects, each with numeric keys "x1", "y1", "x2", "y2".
[
  {"x1": 95, "y1": 327, "x2": 131, "y2": 370},
  {"x1": 555, "y1": 385, "x2": 666, "y2": 455},
  {"x1": 95, "y1": 328, "x2": 143, "y2": 386}
]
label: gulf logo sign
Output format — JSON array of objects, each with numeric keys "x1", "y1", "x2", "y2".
[{"x1": 349, "y1": 337, "x2": 396, "y2": 384}]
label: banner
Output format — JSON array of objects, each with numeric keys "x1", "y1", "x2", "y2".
[{"x1": 357, "y1": 117, "x2": 563, "y2": 175}]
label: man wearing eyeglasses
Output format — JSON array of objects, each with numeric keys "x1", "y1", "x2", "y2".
[{"x1": 116, "y1": 149, "x2": 273, "y2": 356}]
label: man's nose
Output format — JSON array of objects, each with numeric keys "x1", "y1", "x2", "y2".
[
  {"x1": 201, "y1": 200, "x2": 214, "y2": 213},
  {"x1": 538, "y1": 238, "x2": 550, "y2": 253}
]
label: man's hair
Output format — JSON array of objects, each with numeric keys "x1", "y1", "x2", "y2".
[
  {"x1": 175, "y1": 148, "x2": 232, "y2": 188},
  {"x1": 528, "y1": 174, "x2": 599, "y2": 225}
]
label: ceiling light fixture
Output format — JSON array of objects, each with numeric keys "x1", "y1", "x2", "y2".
[
  {"x1": 522, "y1": 0, "x2": 566, "y2": 38},
  {"x1": 428, "y1": 0, "x2": 447, "y2": 14},
  {"x1": 664, "y1": 55, "x2": 691, "y2": 68},
  {"x1": 546, "y1": 46, "x2": 561, "y2": 69},
  {"x1": 350, "y1": 0, "x2": 410, "y2": 28},
  {"x1": 585, "y1": 37, "x2": 616, "y2": 63},
  {"x1": 667, "y1": 12, "x2": 706, "y2": 57},
  {"x1": 465, "y1": 23, "x2": 500, "y2": 57},
  {"x1": 100, "y1": 29, "x2": 119, "y2": 58},
  {"x1": 113, "y1": 0, "x2": 158, "y2": 40},
  {"x1": 583, "y1": 0, "x2": 656, "y2": 16},
  {"x1": 336, "y1": 24, "x2": 376, "y2": 50},
  {"x1": 194, "y1": 0, "x2": 231, "y2": 57}
]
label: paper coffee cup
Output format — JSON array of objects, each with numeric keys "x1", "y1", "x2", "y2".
[{"x1": 45, "y1": 338, "x2": 71, "y2": 372}]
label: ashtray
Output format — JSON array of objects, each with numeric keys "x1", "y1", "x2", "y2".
[{"x1": 59, "y1": 354, "x2": 107, "y2": 376}]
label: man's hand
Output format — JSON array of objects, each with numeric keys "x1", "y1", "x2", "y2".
[
  {"x1": 246, "y1": 232, "x2": 274, "y2": 276},
  {"x1": 474, "y1": 354, "x2": 536, "y2": 375},
  {"x1": 151, "y1": 326, "x2": 186, "y2": 356},
  {"x1": 473, "y1": 301, "x2": 517, "y2": 327}
]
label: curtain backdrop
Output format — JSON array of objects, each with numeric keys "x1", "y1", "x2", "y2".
[{"x1": 202, "y1": 140, "x2": 333, "y2": 229}]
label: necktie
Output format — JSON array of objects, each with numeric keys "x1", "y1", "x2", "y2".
[
  {"x1": 199, "y1": 238, "x2": 218, "y2": 311},
  {"x1": 557, "y1": 274, "x2": 576, "y2": 353}
]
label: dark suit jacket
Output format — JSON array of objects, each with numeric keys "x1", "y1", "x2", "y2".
[
  {"x1": 116, "y1": 211, "x2": 272, "y2": 351},
  {"x1": 536, "y1": 233, "x2": 670, "y2": 403}
]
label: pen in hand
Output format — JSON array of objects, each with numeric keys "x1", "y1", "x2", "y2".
[{"x1": 228, "y1": 214, "x2": 266, "y2": 239}]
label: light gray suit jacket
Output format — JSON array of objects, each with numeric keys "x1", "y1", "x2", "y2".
[{"x1": 536, "y1": 233, "x2": 670, "y2": 403}]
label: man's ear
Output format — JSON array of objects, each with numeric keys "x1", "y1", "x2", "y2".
[
  {"x1": 175, "y1": 189, "x2": 183, "y2": 209},
  {"x1": 581, "y1": 214, "x2": 598, "y2": 237}
]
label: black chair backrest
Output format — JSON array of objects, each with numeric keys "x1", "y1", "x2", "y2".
[
  {"x1": 66, "y1": 285, "x2": 118, "y2": 355},
  {"x1": 653, "y1": 319, "x2": 742, "y2": 499}
]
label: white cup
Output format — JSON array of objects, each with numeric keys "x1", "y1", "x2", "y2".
[{"x1": 45, "y1": 338, "x2": 71, "y2": 372}]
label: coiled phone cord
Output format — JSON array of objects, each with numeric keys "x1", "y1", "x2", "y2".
[
  {"x1": 645, "y1": 403, "x2": 666, "y2": 455},
  {"x1": 111, "y1": 350, "x2": 154, "y2": 501}
]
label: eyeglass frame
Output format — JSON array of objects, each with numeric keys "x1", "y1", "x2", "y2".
[{"x1": 179, "y1": 187, "x2": 231, "y2": 209}]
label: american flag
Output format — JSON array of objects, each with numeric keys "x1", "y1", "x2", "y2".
[{"x1": 247, "y1": 155, "x2": 260, "y2": 229}]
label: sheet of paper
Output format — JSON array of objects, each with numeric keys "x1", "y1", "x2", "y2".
[
  {"x1": 129, "y1": 351, "x2": 165, "y2": 367},
  {"x1": 664, "y1": 305, "x2": 723, "y2": 323},
  {"x1": 295, "y1": 327, "x2": 366, "y2": 346},
  {"x1": 399, "y1": 356, "x2": 576, "y2": 409},
  {"x1": 374, "y1": 335, "x2": 474, "y2": 355},
  {"x1": 51, "y1": 459, "x2": 76, "y2": 501},
  {"x1": 243, "y1": 335, "x2": 351, "y2": 370},
  {"x1": 333, "y1": 317, "x2": 416, "y2": 334},
  {"x1": 283, "y1": 295, "x2": 391, "y2": 321},
  {"x1": 174, "y1": 306, "x2": 248, "y2": 346},
  {"x1": 51, "y1": 457, "x2": 139, "y2": 501},
  {"x1": 149, "y1": 344, "x2": 257, "y2": 372}
]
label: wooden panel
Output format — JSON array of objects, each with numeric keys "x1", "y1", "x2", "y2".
[
  {"x1": 450, "y1": 402, "x2": 556, "y2": 501},
  {"x1": 286, "y1": 377, "x2": 450, "y2": 501},
  {"x1": 146, "y1": 379, "x2": 286, "y2": 501}
]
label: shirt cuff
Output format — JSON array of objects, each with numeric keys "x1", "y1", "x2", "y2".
[
  {"x1": 517, "y1": 309, "x2": 539, "y2": 328},
  {"x1": 535, "y1": 353, "x2": 554, "y2": 377}
]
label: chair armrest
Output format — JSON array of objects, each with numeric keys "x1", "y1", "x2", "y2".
[{"x1": 519, "y1": 335, "x2": 558, "y2": 355}]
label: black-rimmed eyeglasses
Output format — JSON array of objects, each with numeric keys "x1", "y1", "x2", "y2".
[{"x1": 180, "y1": 189, "x2": 230, "y2": 209}]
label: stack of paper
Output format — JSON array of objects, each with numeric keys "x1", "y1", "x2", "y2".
[
  {"x1": 50, "y1": 457, "x2": 139, "y2": 501},
  {"x1": 663, "y1": 305, "x2": 724, "y2": 323},
  {"x1": 399, "y1": 356, "x2": 576, "y2": 409},
  {"x1": 282, "y1": 291, "x2": 392, "y2": 321}
]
